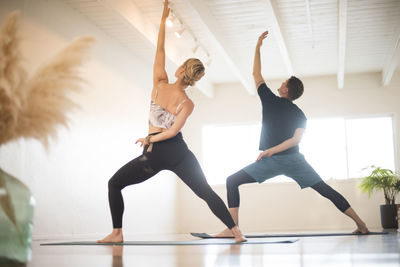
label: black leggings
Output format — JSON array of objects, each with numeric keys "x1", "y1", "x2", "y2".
[
  {"x1": 107, "y1": 132, "x2": 236, "y2": 229},
  {"x1": 226, "y1": 170, "x2": 351, "y2": 212}
]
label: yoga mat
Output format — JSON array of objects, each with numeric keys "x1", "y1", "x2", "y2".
[
  {"x1": 41, "y1": 238, "x2": 298, "y2": 246},
  {"x1": 191, "y1": 231, "x2": 389, "y2": 239}
]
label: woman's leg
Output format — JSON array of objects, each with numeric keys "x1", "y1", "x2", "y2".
[
  {"x1": 311, "y1": 181, "x2": 369, "y2": 233},
  {"x1": 98, "y1": 153, "x2": 161, "y2": 243},
  {"x1": 170, "y1": 151, "x2": 246, "y2": 242}
]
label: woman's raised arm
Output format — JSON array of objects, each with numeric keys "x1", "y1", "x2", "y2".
[{"x1": 153, "y1": 0, "x2": 170, "y2": 87}]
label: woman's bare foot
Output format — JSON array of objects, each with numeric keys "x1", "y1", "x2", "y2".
[
  {"x1": 214, "y1": 228, "x2": 234, "y2": 238},
  {"x1": 97, "y1": 228, "x2": 124, "y2": 243},
  {"x1": 231, "y1": 226, "x2": 247, "y2": 243},
  {"x1": 112, "y1": 245, "x2": 123, "y2": 256}
]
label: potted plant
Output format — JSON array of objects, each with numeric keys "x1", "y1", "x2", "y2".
[
  {"x1": 359, "y1": 166, "x2": 400, "y2": 229},
  {"x1": 0, "y1": 11, "x2": 94, "y2": 264}
]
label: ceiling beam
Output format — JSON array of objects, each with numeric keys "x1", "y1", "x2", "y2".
[
  {"x1": 337, "y1": 0, "x2": 347, "y2": 89},
  {"x1": 382, "y1": 33, "x2": 400, "y2": 87},
  {"x1": 264, "y1": 0, "x2": 294, "y2": 77},
  {"x1": 181, "y1": 0, "x2": 255, "y2": 95},
  {"x1": 98, "y1": 0, "x2": 214, "y2": 97}
]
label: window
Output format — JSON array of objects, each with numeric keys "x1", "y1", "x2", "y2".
[
  {"x1": 345, "y1": 116, "x2": 395, "y2": 178},
  {"x1": 202, "y1": 123, "x2": 262, "y2": 185},
  {"x1": 202, "y1": 116, "x2": 396, "y2": 185},
  {"x1": 300, "y1": 118, "x2": 348, "y2": 179},
  {"x1": 301, "y1": 116, "x2": 396, "y2": 179}
]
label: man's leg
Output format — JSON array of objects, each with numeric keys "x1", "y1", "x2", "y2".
[
  {"x1": 227, "y1": 170, "x2": 258, "y2": 224},
  {"x1": 283, "y1": 154, "x2": 369, "y2": 234},
  {"x1": 216, "y1": 170, "x2": 257, "y2": 237},
  {"x1": 311, "y1": 181, "x2": 369, "y2": 233}
]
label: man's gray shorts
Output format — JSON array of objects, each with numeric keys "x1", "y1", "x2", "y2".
[{"x1": 243, "y1": 153, "x2": 323, "y2": 189}]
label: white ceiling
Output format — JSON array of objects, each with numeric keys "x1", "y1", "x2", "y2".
[{"x1": 62, "y1": 0, "x2": 400, "y2": 96}]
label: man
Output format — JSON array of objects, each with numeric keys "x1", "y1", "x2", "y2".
[{"x1": 217, "y1": 31, "x2": 369, "y2": 237}]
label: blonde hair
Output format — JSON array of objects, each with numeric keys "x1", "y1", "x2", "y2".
[{"x1": 182, "y1": 58, "x2": 205, "y2": 86}]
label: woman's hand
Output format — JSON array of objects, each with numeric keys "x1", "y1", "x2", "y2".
[
  {"x1": 162, "y1": 0, "x2": 170, "y2": 19},
  {"x1": 256, "y1": 31, "x2": 269, "y2": 47},
  {"x1": 135, "y1": 137, "x2": 149, "y2": 147},
  {"x1": 256, "y1": 148, "x2": 274, "y2": 161}
]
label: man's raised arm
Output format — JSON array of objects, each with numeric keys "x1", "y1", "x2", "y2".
[{"x1": 253, "y1": 31, "x2": 269, "y2": 88}]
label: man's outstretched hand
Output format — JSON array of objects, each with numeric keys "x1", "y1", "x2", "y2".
[{"x1": 257, "y1": 31, "x2": 269, "y2": 47}]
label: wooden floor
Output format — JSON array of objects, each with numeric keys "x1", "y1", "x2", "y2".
[{"x1": 25, "y1": 230, "x2": 399, "y2": 267}]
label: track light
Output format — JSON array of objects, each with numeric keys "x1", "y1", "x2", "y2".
[
  {"x1": 166, "y1": 9, "x2": 209, "y2": 61},
  {"x1": 166, "y1": 17, "x2": 174, "y2": 27},
  {"x1": 166, "y1": 11, "x2": 176, "y2": 27},
  {"x1": 174, "y1": 27, "x2": 185, "y2": 38}
]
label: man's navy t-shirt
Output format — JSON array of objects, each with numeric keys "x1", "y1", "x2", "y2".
[{"x1": 257, "y1": 82, "x2": 307, "y2": 155}]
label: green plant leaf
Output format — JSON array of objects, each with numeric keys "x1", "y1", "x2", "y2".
[{"x1": 359, "y1": 165, "x2": 400, "y2": 204}]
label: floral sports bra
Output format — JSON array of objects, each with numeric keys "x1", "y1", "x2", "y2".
[{"x1": 148, "y1": 87, "x2": 188, "y2": 129}]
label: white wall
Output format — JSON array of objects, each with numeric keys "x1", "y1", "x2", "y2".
[
  {"x1": 0, "y1": 0, "x2": 178, "y2": 239},
  {"x1": 180, "y1": 72, "x2": 400, "y2": 233}
]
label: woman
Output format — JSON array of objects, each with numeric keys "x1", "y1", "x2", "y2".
[{"x1": 98, "y1": 0, "x2": 246, "y2": 243}]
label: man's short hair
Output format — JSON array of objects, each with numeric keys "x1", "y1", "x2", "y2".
[{"x1": 287, "y1": 76, "x2": 304, "y2": 101}]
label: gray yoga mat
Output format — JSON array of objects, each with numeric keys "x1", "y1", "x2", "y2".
[
  {"x1": 191, "y1": 231, "x2": 389, "y2": 239},
  {"x1": 41, "y1": 238, "x2": 298, "y2": 246}
]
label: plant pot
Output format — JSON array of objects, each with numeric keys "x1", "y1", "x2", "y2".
[
  {"x1": 0, "y1": 168, "x2": 34, "y2": 264},
  {"x1": 380, "y1": 204, "x2": 398, "y2": 229}
]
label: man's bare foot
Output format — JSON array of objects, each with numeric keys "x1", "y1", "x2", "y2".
[
  {"x1": 231, "y1": 226, "x2": 247, "y2": 243},
  {"x1": 214, "y1": 227, "x2": 246, "y2": 242},
  {"x1": 353, "y1": 222, "x2": 369, "y2": 234},
  {"x1": 214, "y1": 228, "x2": 234, "y2": 238},
  {"x1": 97, "y1": 229, "x2": 124, "y2": 243}
]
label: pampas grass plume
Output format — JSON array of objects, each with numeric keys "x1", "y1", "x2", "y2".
[{"x1": 0, "y1": 11, "x2": 95, "y2": 147}]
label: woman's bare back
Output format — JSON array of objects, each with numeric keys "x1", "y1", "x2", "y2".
[{"x1": 149, "y1": 83, "x2": 189, "y2": 133}]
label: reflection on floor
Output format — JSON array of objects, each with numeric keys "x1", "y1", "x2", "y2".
[{"x1": 24, "y1": 230, "x2": 400, "y2": 267}]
